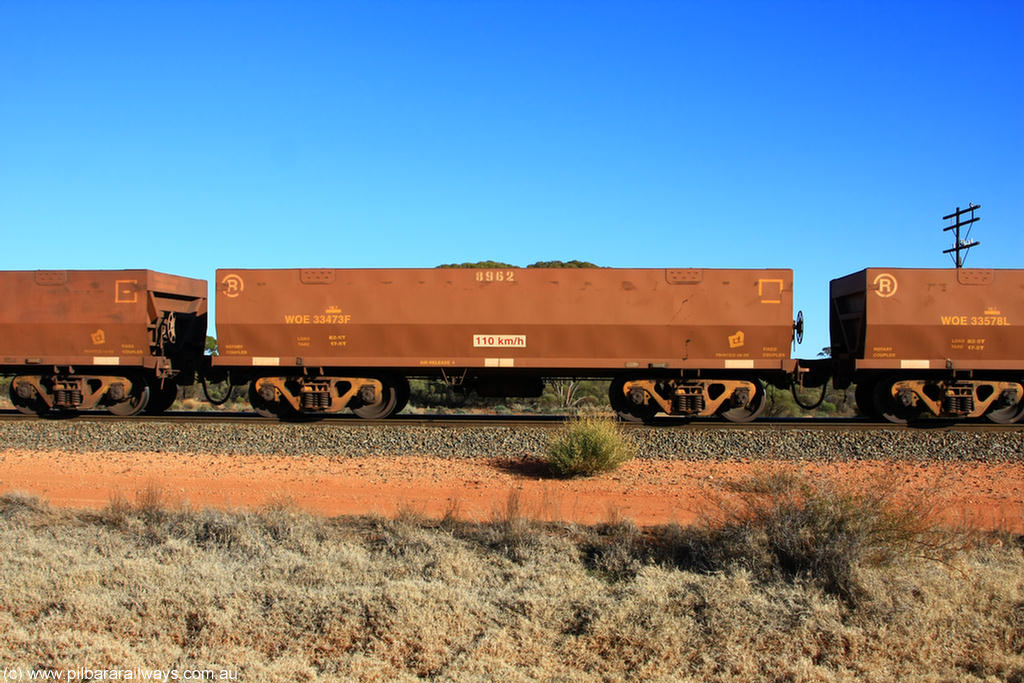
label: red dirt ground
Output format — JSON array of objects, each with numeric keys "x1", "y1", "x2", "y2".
[{"x1": 1, "y1": 450, "x2": 1022, "y2": 531}]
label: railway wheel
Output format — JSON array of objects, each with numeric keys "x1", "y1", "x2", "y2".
[
  {"x1": 144, "y1": 380, "x2": 179, "y2": 415},
  {"x1": 720, "y1": 380, "x2": 767, "y2": 423},
  {"x1": 608, "y1": 378, "x2": 658, "y2": 423},
  {"x1": 9, "y1": 379, "x2": 48, "y2": 416},
  {"x1": 985, "y1": 390, "x2": 1024, "y2": 424},
  {"x1": 352, "y1": 377, "x2": 400, "y2": 419},
  {"x1": 854, "y1": 380, "x2": 879, "y2": 419},
  {"x1": 106, "y1": 376, "x2": 151, "y2": 416},
  {"x1": 248, "y1": 381, "x2": 284, "y2": 419},
  {"x1": 392, "y1": 377, "x2": 411, "y2": 417},
  {"x1": 872, "y1": 377, "x2": 918, "y2": 425}
]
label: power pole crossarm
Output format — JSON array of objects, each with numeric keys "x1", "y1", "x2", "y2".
[{"x1": 942, "y1": 203, "x2": 981, "y2": 268}]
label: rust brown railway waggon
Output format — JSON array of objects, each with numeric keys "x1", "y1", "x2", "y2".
[
  {"x1": 2, "y1": 265, "x2": 1022, "y2": 424},
  {"x1": 210, "y1": 267, "x2": 799, "y2": 421},
  {"x1": 0, "y1": 270, "x2": 208, "y2": 415},
  {"x1": 830, "y1": 268, "x2": 1024, "y2": 423}
]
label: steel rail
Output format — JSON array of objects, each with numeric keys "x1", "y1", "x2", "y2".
[{"x1": 0, "y1": 409, "x2": 1021, "y2": 432}]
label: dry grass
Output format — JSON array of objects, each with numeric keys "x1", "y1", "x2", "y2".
[
  {"x1": 1, "y1": 479, "x2": 1023, "y2": 682},
  {"x1": 691, "y1": 466, "x2": 954, "y2": 605}
]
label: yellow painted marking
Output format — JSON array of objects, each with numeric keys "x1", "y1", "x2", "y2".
[
  {"x1": 940, "y1": 314, "x2": 1010, "y2": 326},
  {"x1": 873, "y1": 273, "x2": 898, "y2": 298},
  {"x1": 475, "y1": 270, "x2": 516, "y2": 283},
  {"x1": 221, "y1": 273, "x2": 245, "y2": 298},
  {"x1": 284, "y1": 313, "x2": 352, "y2": 324},
  {"x1": 114, "y1": 280, "x2": 138, "y2": 304},
  {"x1": 756, "y1": 278, "x2": 783, "y2": 304}
]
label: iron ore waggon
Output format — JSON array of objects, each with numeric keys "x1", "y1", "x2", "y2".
[
  {"x1": 829, "y1": 268, "x2": 1024, "y2": 423},
  {"x1": 3, "y1": 264, "x2": 1022, "y2": 424},
  {"x1": 0, "y1": 270, "x2": 208, "y2": 415},
  {"x1": 210, "y1": 267, "x2": 799, "y2": 421}
]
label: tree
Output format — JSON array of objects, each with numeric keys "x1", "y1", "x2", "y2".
[
  {"x1": 527, "y1": 260, "x2": 598, "y2": 268},
  {"x1": 436, "y1": 260, "x2": 601, "y2": 269},
  {"x1": 437, "y1": 261, "x2": 518, "y2": 268},
  {"x1": 205, "y1": 336, "x2": 218, "y2": 356}
]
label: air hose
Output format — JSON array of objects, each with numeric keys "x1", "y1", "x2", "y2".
[
  {"x1": 790, "y1": 381, "x2": 828, "y2": 411},
  {"x1": 202, "y1": 372, "x2": 235, "y2": 406}
]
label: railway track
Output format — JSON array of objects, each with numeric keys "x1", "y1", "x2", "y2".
[
  {"x1": 0, "y1": 408, "x2": 1021, "y2": 432},
  {"x1": 2, "y1": 407, "x2": 1021, "y2": 523}
]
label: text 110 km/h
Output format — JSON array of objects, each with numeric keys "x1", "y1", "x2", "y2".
[{"x1": 473, "y1": 334, "x2": 527, "y2": 348}]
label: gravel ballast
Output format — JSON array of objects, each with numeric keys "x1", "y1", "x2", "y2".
[{"x1": 1, "y1": 418, "x2": 1022, "y2": 462}]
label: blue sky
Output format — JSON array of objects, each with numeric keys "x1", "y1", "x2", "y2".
[{"x1": 1, "y1": 1, "x2": 1021, "y2": 354}]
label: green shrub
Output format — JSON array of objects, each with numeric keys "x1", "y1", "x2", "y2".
[{"x1": 544, "y1": 416, "x2": 634, "y2": 477}]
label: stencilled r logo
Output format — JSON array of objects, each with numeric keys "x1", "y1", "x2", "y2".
[
  {"x1": 873, "y1": 273, "x2": 898, "y2": 298},
  {"x1": 221, "y1": 274, "x2": 245, "y2": 298}
]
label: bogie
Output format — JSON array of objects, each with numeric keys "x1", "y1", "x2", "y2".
[
  {"x1": 609, "y1": 377, "x2": 767, "y2": 422},
  {"x1": 244, "y1": 375, "x2": 409, "y2": 420},
  {"x1": 9, "y1": 374, "x2": 152, "y2": 416},
  {"x1": 868, "y1": 375, "x2": 1024, "y2": 423}
]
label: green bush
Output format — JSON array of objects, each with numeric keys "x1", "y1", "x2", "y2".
[{"x1": 544, "y1": 416, "x2": 634, "y2": 477}]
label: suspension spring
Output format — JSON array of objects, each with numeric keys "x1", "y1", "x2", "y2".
[
  {"x1": 301, "y1": 389, "x2": 330, "y2": 411},
  {"x1": 943, "y1": 393, "x2": 974, "y2": 415},
  {"x1": 54, "y1": 388, "x2": 83, "y2": 408},
  {"x1": 673, "y1": 391, "x2": 705, "y2": 415}
]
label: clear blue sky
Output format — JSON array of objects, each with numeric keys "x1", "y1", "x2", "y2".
[{"x1": 2, "y1": 1, "x2": 1021, "y2": 354}]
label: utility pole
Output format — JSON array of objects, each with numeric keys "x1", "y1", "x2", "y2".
[{"x1": 942, "y1": 203, "x2": 980, "y2": 268}]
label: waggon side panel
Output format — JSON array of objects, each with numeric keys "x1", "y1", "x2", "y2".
[
  {"x1": 829, "y1": 268, "x2": 1024, "y2": 370},
  {"x1": 213, "y1": 267, "x2": 795, "y2": 372},
  {"x1": 0, "y1": 269, "x2": 207, "y2": 369}
]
